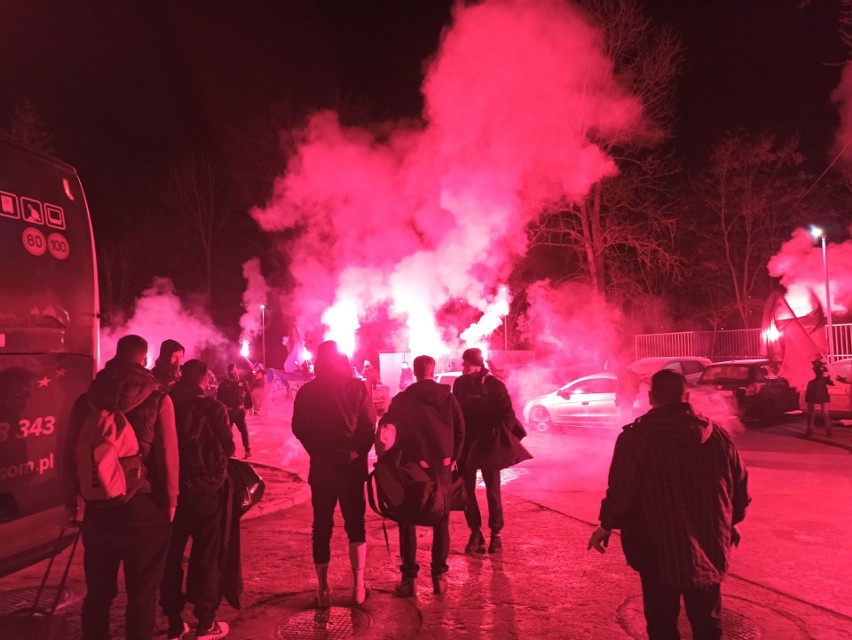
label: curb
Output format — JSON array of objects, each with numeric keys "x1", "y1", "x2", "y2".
[{"x1": 242, "y1": 463, "x2": 312, "y2": 521}]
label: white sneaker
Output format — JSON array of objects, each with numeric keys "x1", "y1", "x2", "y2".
[{"x1": 195, "y1": 621, "x2": 229, "y2": 640}]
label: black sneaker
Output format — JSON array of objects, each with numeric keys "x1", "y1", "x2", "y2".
[
  {"x1": 465, "y1": 530, "x2": 486, "y2": 554},
  {"x1": 196, "y1": 621, "x2": 229, "y2": 640},
  {"x1": 167, "y1": 620, "x2": 189, "y2": 640},
  {"x1": 488, "y1": 534, "x2": 502, "y2": 554}
]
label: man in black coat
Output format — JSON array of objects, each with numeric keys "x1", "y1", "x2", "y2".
[
  {"x1": 292, "y1": 341, "x2": 376, "y2": 606},
  {"x1": 161, "y1": 359, "x2": 235, "y2": 640},
  {"x1": 151, "y1": 338, "x2": 185, "y2": 390},
  {"x1": 452, "y1": 347, "x2": 518, "y2": 555},
  {"x1": 217, "y1": 363, "x2": 253, "y2": 458},
  {"x1": 379, "y1": 355, "x2": 465, "y2": 596},
  {"x1": 588, "y1": 369, "x2": 750, "y2": 640}
]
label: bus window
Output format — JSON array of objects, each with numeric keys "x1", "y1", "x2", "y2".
[{"x1": 0, "y1": 139, "x2": 98, "y2": 576}]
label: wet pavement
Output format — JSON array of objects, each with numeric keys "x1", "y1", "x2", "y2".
[{"x1": 1, "y1": 409, "x2": 851, "y2": 638}]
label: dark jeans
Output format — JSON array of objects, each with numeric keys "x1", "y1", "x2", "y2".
[
  {"x1": 399, "y1": 467, "x2": 451, "y2": 578},
  {"x1": 640, "y1": 572, "x2": 723, "y2": 640},
  {"x1": 310, "y1": 479, "x2": 366, "y2": 564},
  {"x1": 81, "y1": 493, "x2": 171, "y2": 640},
  {"x1": 228, "y1": 408, "x2": 250, "y2": 451},
  {"x1": 462, "y1": 466, "x2": 503, "y2": 533},
  {"x1": 160, "y1": 492, "x2": 223, "y2": 630}
]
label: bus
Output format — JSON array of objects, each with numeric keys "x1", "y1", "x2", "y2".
[{"x1": 0, "y1": 138, "x2": 98, "y2": 576}]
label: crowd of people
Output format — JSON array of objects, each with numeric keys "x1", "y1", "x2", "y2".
[{"x1": 63, "y1": 336, "x2": 752, "y2": 640}]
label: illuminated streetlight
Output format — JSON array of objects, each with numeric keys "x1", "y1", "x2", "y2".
[
  {"x1": 260, "y1": 304, "x2": 266, "y2": 369},
  {"x1": 809, "y1": 226, "x2": 835, "y2": 361}
]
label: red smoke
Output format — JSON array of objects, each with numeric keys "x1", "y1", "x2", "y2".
[{"x1": 252, "y1": 0, "x2": 644, "y2": 353}]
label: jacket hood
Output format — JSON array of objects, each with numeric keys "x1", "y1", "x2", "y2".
[
  {"x1": 170, "y1": 379, "x2": 206, "y2": 404},
  {"x1": 634, "y1": 401, "x2": 713, "y2": 445},
  {"x1": 87, "y1": 360, "x2": 159, "y2": 412},
  {"x1": 405, "y1": 379, "x2": 453, "y2": 405}
]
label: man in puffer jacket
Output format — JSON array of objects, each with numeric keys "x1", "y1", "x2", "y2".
[
  {"x1": 379, "y1": 355, "x2": 465, "y2": 597},
  {"x1": 589, "y1": 369, "x2": 750, "y2": 640},
  {"x1": 64, "y1": 334, "x2": 179, "y2": 640}
]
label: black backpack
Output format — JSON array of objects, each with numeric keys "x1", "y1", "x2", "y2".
[
  {"x1": 177, "y1": 399, "x2": 228, "y2": 493},
  {"x1": 367, "y1": 449, "x2": 448, "y2": 526}
]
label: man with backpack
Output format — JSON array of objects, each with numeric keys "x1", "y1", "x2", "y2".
[
  {"x1": 379, "y1": 355, "x2": 465, "y2": 597},
  {"x1": 217, "y1": 363, "x2": 253, "y2": 458},
  {"x1": 64, "y1": 334, "x2": 179, "y2": 640},
  {"x1": 161, "y1": 359, "x2": 235, "y2": 640}
]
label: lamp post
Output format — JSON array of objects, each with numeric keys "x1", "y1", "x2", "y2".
[
  {"x1": 810, "y1": 226, "x2": 835, "y2": 361},
  {"x1": 260, "y1": 304, "x2": 266, "y2": 369}
]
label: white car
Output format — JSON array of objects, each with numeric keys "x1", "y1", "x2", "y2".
[
  {"x1": 826, "y1": 358, "x2": 852, "y2": 414},
  {"x1": 435, "y1": 371, "x2": 463, "y2": 388},
  {"x1": 628, "y1": 356, "x2": 712, "y2": 385},
  {"x1": 522, "y1": 373, "x2": 619, "y2": 431}
]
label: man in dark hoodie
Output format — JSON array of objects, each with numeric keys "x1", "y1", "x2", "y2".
[
  {"x1": 64, "y1": 334, "x2": 179, "y2": 640},
  {"x1": 452, "y1": 347, "x2": 518, "y2": 555},
  {"x1": 380, "y1": 355, "x2": 465, "y2": 597},
  {"x1": 588, "y1": 369, "x2": 750, "y2": 640},
  {"x1": 217, "y1": 363, "x2": 253, "y2": 458},
  {"x1": 161, "y1": 359, "x2": 235, "y2": 640},
  {"x1": 151, "y1": 338, "x2": 185, "y2": 390},
  {"x1": 292, "y1": 341, "x2": 376, "y2": 606}
]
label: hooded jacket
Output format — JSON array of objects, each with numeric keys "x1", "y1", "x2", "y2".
[
  {"x1": 380, "y1": 379, "x2": 465, "y2": 466},
  {"x1": 170, "y1": 379, "x2": 235, "y2": 492},
  {"x1": 64, "y1": 359, "x2": 179, "y2": 512},
  {"x1": 292, "y1": 367, "x2": 376, "y2": 487},
  {"x1": 599, "y1": 402, "x2": 750, "y2": 588},
  {"x1": 151, "y1": 339, "x2": 184, "y2": 389}
]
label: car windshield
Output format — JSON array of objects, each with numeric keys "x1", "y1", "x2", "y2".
[{"x1": 700, "y1": 365, "x2": 751, "y2": 384}]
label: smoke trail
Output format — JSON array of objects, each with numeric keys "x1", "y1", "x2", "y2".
[
  {"x1": 239, "y1": 257, "x2": 270, "y2": 342},
  {"x1": 100, "y1": 277, "x2": 229, "y2": 367},
  {"x1": 252, "y1": 0, "x2": 644, "y2": 351}
]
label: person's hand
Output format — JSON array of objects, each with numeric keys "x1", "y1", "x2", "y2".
[
  {"x1": 66, "y1": 505, "x2": 81, "y2": 526},
  {"x1": 442, "y1": 457, "x2": 452, "y2": 467},
  {"x1": 732, "y1": 525, "x2": 741, "y2": 547},
  {"x1": 169, "y1": 506, "x2": 177, "y2": 522},
  {"x1": 587, "y1": 526, "x2": 611, "y2": 554}
]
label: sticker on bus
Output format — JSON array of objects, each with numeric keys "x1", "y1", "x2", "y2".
[
  {"x1": 0, "y1": 192, "x2": 19, "y2": 219},
  {"x1": 22, "y1": 227, "x2": 47, "y2": 256},
  {"x1": 45, "y1": 204, "x2": 65, "y2": 229},
  {"x1": 47, "y1": 232, "x2": 70, "y2": 260},
  {"x1": 21, "y1": 197, "x2": 44, "y2": 225}
]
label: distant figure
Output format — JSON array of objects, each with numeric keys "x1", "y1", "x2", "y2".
[
  {"x1": 250, "y1": 364, "x2": 266, "y2": 415},
  {"x1": 805, "y1": 359, "x2": 833, "y2": 437},
  {"x1": 161, "y1": 359, "x2": 234, "y2": 640},
  {"x1": 361, "y1": 360, "x2": 380, "y2": 388},
  {"x1": 151, "y1": 339, "x2": 185, "y2": 390},
  {"x1": 615, "y1": 362, "x2": 641, "y2": 420},
  {"x1": 379, "y1": 355, "x2": 465, "y2": 597},
  {"x1": 589, "y1": 369, "x2": 750, "y2": 640},
  {"x1": 398, "y1": 360, "x2": 414, "y2": 391},
  {"x1": 64, "y1": 335, "x2": 178, "y2": 640},
  {"x1": 292, "y1": 341, "x2": 377, "y2": 606},
  {"x1": 217, "y1": 364, "x2": 253, "y2": 458}
]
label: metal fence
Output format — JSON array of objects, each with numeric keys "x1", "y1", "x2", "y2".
[{"x1": 635, "y1": 324, "x2": 852, "y2": 362}]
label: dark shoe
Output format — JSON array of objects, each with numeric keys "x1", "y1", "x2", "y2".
[
  {"x1": 395, "y1": 576, "x2": 415, "y2": 598},
  {"x1": 196, "y1": 621, "x2": 229, "y2": 640},
  {"x1": 488, "y1": 534, "x2": 502, "y2": 554},
  {"x1": 432, "y1": 573, "x2": 448, "y2": 595},
  {"x1": 167, "y1": 620, "x2": 189, "y2": 640},
  {"x1": 465, "y1": 530, "x2": 486, "y2": 554}
]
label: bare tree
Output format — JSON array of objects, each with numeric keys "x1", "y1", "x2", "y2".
[
  {"x1": 689, "y1": 132, "x2": 809, "y2": 328},
  {"x1": 162, "y1": 153, "x2": 232, "y2": 300},
  {"x1": 527, "y1": 0, "x2": 682, "y2": 298},
  {"x1": 1, "y1": 99, "x2": 54, "y2": 154}
]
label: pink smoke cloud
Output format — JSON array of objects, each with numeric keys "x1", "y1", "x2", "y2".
[
  {"x1": 239, "y1": 257, "x2": 270, "y2": 342},
  {"x1": 100, "y1": 277, "x2": 230, "y2": 367},
  {"x1": 252, "y1": 0, "x2": 645, "y2": 352},
  {"x1": 767, "y1": 227, "x2": 852, "y2": 315}
]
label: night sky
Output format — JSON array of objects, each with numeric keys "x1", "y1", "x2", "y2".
[{"x1": 2, "y1": 1, "x2": 844, "y2": 188}]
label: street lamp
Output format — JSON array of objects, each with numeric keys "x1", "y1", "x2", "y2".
[
  {"x1": 260, "y1": 304, "x2": 266, "y2": 369},
  {"x1": 809, "y1": 226, "x2": 835, "y2": 361}
]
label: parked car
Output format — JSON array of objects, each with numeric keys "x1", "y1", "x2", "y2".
[
  {"x1": 691, "y1": 359, "x2": 799, "y2": 426},
  {"x1": 435, "y1": 370, "x2": 462, "y2": 388},
  {"x1": 628, "y1": 356, "x2": 712, "y2": 385},
  {"x1": 522, "y1": 373, "x2": 619, "y2": 431},
  {"x1": 826, "y1": 358, "x2": 852, "y2": 414}
]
